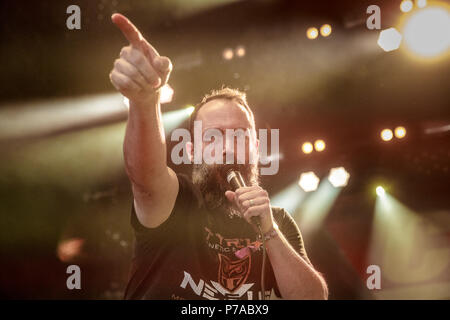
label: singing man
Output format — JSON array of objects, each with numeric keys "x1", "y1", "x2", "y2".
[{"x1": 109, "y1": 13, "x2": 328, "y2": 300}]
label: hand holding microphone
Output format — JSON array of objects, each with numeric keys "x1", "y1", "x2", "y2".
[{"x1": 225, "y1": 170, "x2": 275, "y2": 234}]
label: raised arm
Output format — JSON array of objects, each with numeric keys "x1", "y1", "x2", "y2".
[{"x1": 110, "y1": 13, "x2": 178, "y2": 228}]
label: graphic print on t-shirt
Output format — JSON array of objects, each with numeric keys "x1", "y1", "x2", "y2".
[
  {"x1": 218, "y1": 252, "x2": 251, "y2": 292},
  {"x1": 178, "y1": 226, "x2": 277, "y2": 300}
]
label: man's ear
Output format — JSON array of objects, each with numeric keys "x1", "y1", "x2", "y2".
[{"x1": 186, "y1": 141, "x2": 194, "y2": 163}]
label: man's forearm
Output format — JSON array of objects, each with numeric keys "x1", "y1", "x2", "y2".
[
  {"x1": 265, "y1": 229, "x2": 328, "y2": 300},
  {"x1": 110, "y1": 14, "x2": 173, "y2": 196},
  {"x1": 123, "y1": 92, "x2": 168, "y2": 193}
]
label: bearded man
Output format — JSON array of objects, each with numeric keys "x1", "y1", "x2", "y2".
[{"x1": 109, "y1": 13, "x2": 328, "y2": 300}]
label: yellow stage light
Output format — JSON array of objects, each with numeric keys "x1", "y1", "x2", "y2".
[
  {"x1": 306, "y1": 27, "x2": 319, "y2": 39},
  {"x1": 394, "y1": 126, "x2": 407, "y2": 139},
  {"x1": 320, "y1": 24, "x2": 332, "y2": 37},
  {"x1": 314, "y1": 139, "x2": 326, "y2": 152},
  {"x1": 381, "y1": 129, "x2": 394, "y2": 141},
  {"x1": 235, "y1": 45, "x2": 246, "y2": 57},
  {"x1": 302, "y1": 142, "x2": 314, "y2": 154}
]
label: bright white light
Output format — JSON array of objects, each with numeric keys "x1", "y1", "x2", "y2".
[
  {"x1": 271, "y1": 181, "x2": 305, "y2": 214},
  {"x1": 400, "y1": 0, "x2": 414, "y2": 13},
  {"x1": 302, "y1": 142, "x2": 313, "y2": 154},
  {"x1": 403, "y1": 6, "x2": 450, "y2": 58},
  {"x1": 328, "y1": 167, "x2": 350, "y2": 188},
  {"x1": 162, "y1": 105, "x2": 195, "y2": 134},
  {"x1": 298, "y1": 172, "x2": 320, "y2": 192},
  {"x1": 186, "y1": 105, "x2": 195, "y2": 115},
  {"x1": 160, "y1": 84, "x2": 174, "y2": 104},
  {"x1": 378, "y1": 28, "x2": 403, "y2": 52},
  {"x1": 381, "y1": 129, "x2": 394, "y2": 141},
  {"x1": 376, "y1": 186, "x2": 386, "y2": 197},
  {"x1": 0, "y1": 92, "x2": 129, "y2": 142},
  {"x1": 223, "y1": 48, "x2": 234, "y2": 60},
  {"x1": 416, "y1": 0, "x2": 427, "y2": 9}
]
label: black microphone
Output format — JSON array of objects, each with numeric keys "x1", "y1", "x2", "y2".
[{"x1": 226, "y1": 169, "x2": 261, "y2": 227}]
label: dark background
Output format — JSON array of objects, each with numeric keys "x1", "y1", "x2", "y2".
[{"x1": 0, "y1": 0, "x2": 449, "y2": 299}]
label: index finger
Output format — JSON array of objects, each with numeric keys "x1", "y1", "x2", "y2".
[
  {"x1": 112, "y1": 13, "x2": 143, "y2": 47},
  {"x1": 112, "y1": 13, "x2": 161, "y2": 62}
]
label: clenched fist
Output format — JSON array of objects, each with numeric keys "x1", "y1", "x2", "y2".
[
  {"x1": 110, "y1": 13, "x2": 172, "y2": 102},
  {"x1": 225, "y1": 186, "x2": 276, "y2": 234}
]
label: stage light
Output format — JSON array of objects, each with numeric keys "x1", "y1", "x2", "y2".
[
  {"x1": 271, "y1": 181, "x2": 306, "y2": 214},
  {"x1": 320, "y1": 24, "x2": 332, "y2": 37},
  {"x1": 381, "y1": 129, "x2": 394, "y2": 141},
  {"x1": 120, "y1": 98, "x2": 193, "y2": 133},
  {"x1": 57, "y1": 238, "x2": 85, "y2": 262},
  {"x1": 235, "y1": 45, "x2": 246, "y2": 57},
  {"x1": 306, "y1": 27, "x2": 319, "y2": 39},
  {"x1": 400, "y1": 0, "x2": 414, "y2": 13},
  {"x1": 377, "y1": 28, "x2": 403, "y2": 52},
  {"x1": 314, "y1": 139, "x2": 326, "y2": 152},
  {"x1": 369, "y1": 193, "x2": 450, "y2": 299},
  {"x1": 186, "y1": 105, "x2": 195, "y2": 115},
  {"x1": 328, "y1": 167, "x2": 350, "y2": 188},
  {"x1": 416, "y1": 0, "x2": 427, "y2": 8},
  {"x1": 302, "y1": 142, "x2": 314, "y2": 154},
  {"x1": 160, "y1": 84, "x2": 174, "y2": 104},
  {"x1": 223, "y1": 48, "x2": 234, "y2": 60},
  {"x1": 161, "y1": 105, "x2": 195, "y2": 133},
  {"x1": 376, "y1": 186, "x2": 385, "y2": 197},
  {"x1": 403, "y1": 6, "x2": 450, "y2": 58},
  {"x1": 298, "y1": 172, "x2": 320, "y2": 192},
  {"x1": 394, "y1": 126, "x2": 407, "y2": 139},
  {"x1": 297, "y1": 179, "x2": 341, "y2": 233}
]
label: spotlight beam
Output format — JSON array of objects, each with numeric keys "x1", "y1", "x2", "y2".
[
  {"x1": 0, "y1": 93, "x2": 192, "y2": 147},
  {"x1": 0, "y1": 93, "x2": 128, "y2": 145},
  {"x1": 296, "y1": 179, "x2": 341, "y2": 233},
  {"x1": 369, "y1": 193, "x2": 450, "y2": 298}
]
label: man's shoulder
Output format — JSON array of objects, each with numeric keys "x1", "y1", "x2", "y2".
[
  {"x1": 271, "y1": 206, "x2": 301, "y2": 233},
  {"x1": 271, "y1": 206, "x2": 290, "y2": 220}
]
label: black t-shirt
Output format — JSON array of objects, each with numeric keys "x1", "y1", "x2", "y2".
[{"x1": 124, "y1": 174, "x2": 310, "y2": 300}]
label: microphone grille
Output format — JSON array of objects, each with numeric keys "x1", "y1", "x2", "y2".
[{"x1": 226, "y1": 170, "x2": 237, "y2": 183}]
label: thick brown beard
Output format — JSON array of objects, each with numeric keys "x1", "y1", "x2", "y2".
[{"x1": 192, "y1": 162, "x2": 259, "y2": 217}]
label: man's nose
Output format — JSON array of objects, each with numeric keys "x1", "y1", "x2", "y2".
[{"x1": 222, "y1": 138, "x2": 236, "y2": 160}]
